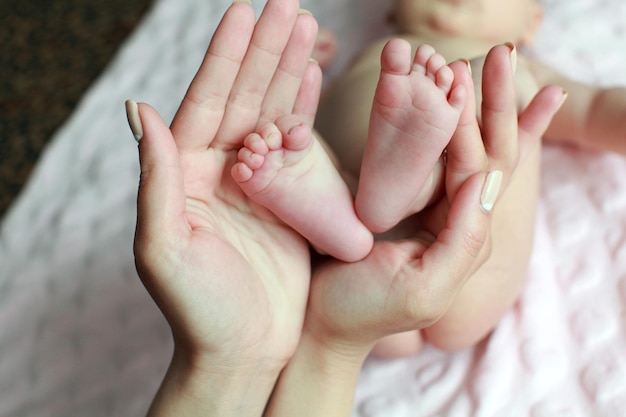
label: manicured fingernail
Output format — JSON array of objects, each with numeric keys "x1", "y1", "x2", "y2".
[
  {"x1": 505, "y1": 42, "x2": 517, "y2": 73},
  {"x1": 298, "y1": 8, "x2": 312, "y2": 15},
  {"x1": 309, "y1": 57, "x2": 319, "y2": 65},
  {"x1": 480, "y1": 170, "x2": 503, "y2": 212},
  {"x1": 559, "y1": 89, "x2": 568, "y2": 109},
  {"x1": 125, "y1": 100, "x2": 143, "y2": 142}
]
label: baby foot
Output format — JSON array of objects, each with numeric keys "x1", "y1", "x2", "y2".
[
  {"x1": 355, "y1": 41, "x2": 466, "y2": 233},
  {"x1": 232, "y1": 114, "x2": 373, "y2": 262}
]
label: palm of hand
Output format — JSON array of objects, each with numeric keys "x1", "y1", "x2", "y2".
[
  {"x1": 135, "y1": 128, "x2": 312, "y2": 364},
  {"x1": 179, "y1": 149, "x2": 311, "y2": 361},
  {"x1": 134, "y1": 0, "x2": 320, "y2": 366}
]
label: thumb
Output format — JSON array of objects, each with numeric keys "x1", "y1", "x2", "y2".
[
  {"x1": 125, "y1": 100, "x2": 186, "y2": 258},
  {"x1": 417, "y1": 171, "x2": 499, "y2": 303}
]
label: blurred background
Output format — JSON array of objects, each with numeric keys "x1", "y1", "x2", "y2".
[{"x1": 0, "y1": 0, "x2": 153, "y2": 218}]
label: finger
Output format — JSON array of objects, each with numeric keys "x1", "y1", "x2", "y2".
[
  {"x1": 408, "y1": 171, "x2": 498, "y2": 319},
  {"x1": 132, "y1": 102, "x2": 188, "y2": 259},
  {"x1": 170, "y1": 1, "x2": 256, "y2": 151},
  {"x1": 445, "y1": 59, "x2": 487, "y2": 200},
  {"x1": 216, "y1": 0, "x2": 302, "y2": 150},
  {"x1": 260, "y1": 11, "x2": 319, "y2": 126},
  {"x1": 292, "y1": 60, "x2": 323, "y2": 127},
  {"x1": 481, "y1": 44, "x2": 518, "y2": 172},
  {"x1": 517, "y1": 85, "x2": 566, "y2": 159}
]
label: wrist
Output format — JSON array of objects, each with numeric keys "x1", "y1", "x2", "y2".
[
  {"x1": 303, "y1": 317, "x2": 373, "y2": 366},
  {"x1": 148, "y1": 346, "x2": 282, "y2": 417},
  {"x1": 265, "y1": 324, "x2": 370, "y2": 417}
]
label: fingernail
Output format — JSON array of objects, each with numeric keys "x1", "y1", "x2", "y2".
[
  {"x1": 559, "y1": 89, "x2": 568, "y2": 109},
  {"x1": 309, "y1": 57, "x2": 319, "y2": 65},
  {"x1": 505, "y1": 42, "x2": 517, "y2": 73},
  {"x1": 460, "y1": 58, "x2": 472, "y2": 75},
  {"x1": 298, "y1": 8, "x2": 313, "y2": 16},
  {"x1": 480, "y1": 170, "x2": 503, "y2": 212},
  {"x1": 233, "y1": 0, "x2": 251, "y2": 4},
  {"x1": 125, "y1": 100, "x2": 143, "y2": 142}
]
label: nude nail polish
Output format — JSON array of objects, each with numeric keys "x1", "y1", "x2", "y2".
[
  {"x1": 559, "y1": 89, "x2": 569, "y2": 109},
  {"x1": 480, "y1": 170, "x2": 503, "y2": 212},
  {"x1": 125, "y1": 100, "x2": 143, "y2": 142}
]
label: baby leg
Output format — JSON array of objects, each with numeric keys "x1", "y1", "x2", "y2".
[
  {"x1": 370, "y1": 59, "x2": 476, "y2": 359},
  {"x1": 232, "y1": 114, "x2": 373, "y2": 262},
  {"x1": 355, "y1": 41, "x2": 466, "y2": 233},
  {"x1": 371, "y1": 45, "x2": 564, "y2": 356}
]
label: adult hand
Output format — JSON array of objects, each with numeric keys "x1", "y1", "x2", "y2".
[
  {"x1": 265, "y1": 45, "x2": 565, "y2": 417},
  {"x1": 306, "y1": 44, "x2": 565, "y2": 356},
  {"x1": 127, "y1": 1, "x2": 321, "y2": 415}
]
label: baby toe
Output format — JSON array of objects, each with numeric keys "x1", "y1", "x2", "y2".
[
  {"x1": 425, "y1": 52, "x2": 447, "y2": 82},
  {"x1": 413, "y1": 44, "x2": 436, "y2": 71},
  {"x1": 231, "y1": 160, "x2": 254, "y2": 183},
  {"x1": 258, "y1": 123, "x2": 283, "y2": 150},
  {"x1": 274, "y1": 113, "x2": 305, "y2": 136},
  {"x1": 244, "y1": 132, "x2": 269, "y2": 155},
  {"x1": 435, "y1": 65, "x2": 454, "y2": 95},
  {"x1": 237, "y1": 147, "x2": 264, "y2": 170}
]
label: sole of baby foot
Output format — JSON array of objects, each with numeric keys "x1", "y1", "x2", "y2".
[
  {"x1": 356, "y1": 41, "x2": 466, "y2": 233},
  {"x1": 233, "y1": 115, "x2": 373, "y2": 262}
]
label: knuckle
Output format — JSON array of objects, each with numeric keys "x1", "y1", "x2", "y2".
[
  {"x1": 462, "y1": 229, "x2": 486, "y2": 259},
  {"x1": 400, "y1": 286, "x2": 448, "y2": 328},
  {"x1": 405, "y1": 299, "x2": 446, "y2": 327}
]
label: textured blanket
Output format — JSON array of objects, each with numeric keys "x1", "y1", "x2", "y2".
[{"x1": 1, "y1": 0, "x2": 625, "y2": 416}]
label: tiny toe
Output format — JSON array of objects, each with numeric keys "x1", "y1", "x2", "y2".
[
  {"x1": 412, "y1": 62, "x2": 426, "y2": 75},
  {"x1": 275, "y1": 113, "x2": 305, "y2": 134},
  {"x1": 414, "y1": 44, "x2": 436, "y2": 69},
  {"x1": 238, "y1": 147, "x2": 265, "y2": 170},
  {"x1": 284, "y1": 123, "x2": 312, "y2": 151},
  {"x1": 382, "y1": 38, "x2": 413, "y2": 75},
  {"x1": 231, "y1": 162, "x2": 254, "y2": 183},
  {"x1": 275, "y1": 114, "x2": 313, "y2": 152},
  {"x1": 244, "y1": 133, "x2": 269, "y2": 155},
  {"x1": 436, "y1": 66, "x2": 454, "y2": 94},
  {"x1": 258, "y1": 123, "x2": 282, "y2": 150},
  {"x1": 426, "y1": 53, "x2": 447, "y2": 81}
]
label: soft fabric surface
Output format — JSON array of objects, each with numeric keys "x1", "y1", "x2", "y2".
[{"x1": 1, "y1": 0, "x2": 625, "y2": 416}]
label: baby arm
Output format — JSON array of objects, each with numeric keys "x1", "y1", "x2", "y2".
[{"x1": 528, "y1": 58, "x2": 626, "y2": 154}]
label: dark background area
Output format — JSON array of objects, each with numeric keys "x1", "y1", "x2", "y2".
[{"x1": 0, "y1": 0, "x2": 153, "y2": 218}]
